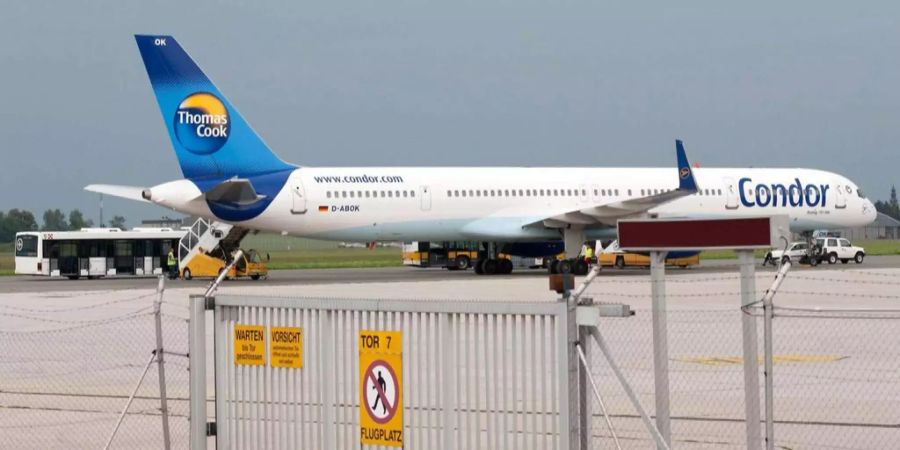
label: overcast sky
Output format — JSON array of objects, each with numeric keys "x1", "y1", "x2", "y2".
[{"x1": 1, "y1": 1, "x2": 897, "y2": 226}]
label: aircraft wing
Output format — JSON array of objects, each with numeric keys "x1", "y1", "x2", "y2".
[{"x1": 528, "y1": 140, "x2": 699, "y2": 228}]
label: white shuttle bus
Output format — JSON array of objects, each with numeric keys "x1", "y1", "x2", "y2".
[{"x1": 14, "y1": 228, "x2": 186, "y2": 279}]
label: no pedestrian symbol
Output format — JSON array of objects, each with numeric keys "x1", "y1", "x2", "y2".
[{"x1": 359, "y1": 331, "x2": 403, "y2": 447}]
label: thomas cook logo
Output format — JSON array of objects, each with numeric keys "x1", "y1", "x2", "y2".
[
  {"x1": 679, "y1": 167, "x2": 691, "y2": 179},
  {"x1": 173, "y1": 92, "x2": 230, "y2": 155}
]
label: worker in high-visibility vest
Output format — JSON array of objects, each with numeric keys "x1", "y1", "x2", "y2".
[
  {"x1": 583, "y1": 244, "x2": 594, "y2": 266},
  {"x1": 167, "y1": 248, "x2": 178, "y2": 279}
]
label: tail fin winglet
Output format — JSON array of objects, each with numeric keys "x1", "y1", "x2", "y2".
[{"x1": 675, "y1": 139, "x2": 698, "y2": 192}]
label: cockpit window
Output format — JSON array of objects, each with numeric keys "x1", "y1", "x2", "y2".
[{"x1": 857, "y1": 189, "x2": 866, "y2": 198}]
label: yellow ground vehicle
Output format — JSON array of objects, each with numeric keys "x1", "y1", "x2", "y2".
[
  {"x1": 402, "y1": 241, "x2": 479, "y2": 270},
  {"x1": 181, "y1": 248, "x2": 269, "y2": 280},
  {"x1": 597, "y1": 240, "x2": 700, "y2": 269}
]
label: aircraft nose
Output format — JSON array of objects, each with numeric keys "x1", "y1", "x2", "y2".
[{"x1": 864, "y1": 200, "x2": 877, "y2": 222}]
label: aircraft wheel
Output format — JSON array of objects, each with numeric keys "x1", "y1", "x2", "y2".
[
  {"x1": 499, "y1": 258, "x2": 513, "y2": 274},
  {"x1": 556, "y1": 259, "x2": 573, "y2": 274},
  {"x1": 182, "y1": 268, "x2": 192, "y2": 280},
  {"x1": 574, "y1": 259, "x2": 589, "y2": 276},
  {"x1": 549, "y1": 260, "x2": 560, "y2": 274},
  {"x1": 483, "y1": 259, "x2": 499, "y2": 275}
]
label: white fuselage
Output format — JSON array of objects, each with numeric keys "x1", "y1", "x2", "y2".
[{"x1": 152, "y1": 166, "x2": 877, "y2": 243}]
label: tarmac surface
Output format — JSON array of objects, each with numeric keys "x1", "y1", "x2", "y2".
[
  {"x1": 1, "y1": 257, "x2": 899, "y2": 449},
  {"x1": 2, "y1": 254, "x2": 898, "y2": 293}
]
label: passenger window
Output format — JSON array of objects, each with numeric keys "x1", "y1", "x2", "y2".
[
  {"x1": 628, "y1": 189, "x2": 632, "y2": 196},
  {"x1": 593, "y1": 189, "x2": 599, "y2": 196},
  {"x1": 388, "y1": 191, "x2": 393, "y2": 198},
  {"x1": 454, "y1": 190, "x2": 459, "y2": 197},
  {"x1": 614, "y1": 189, "x2": 618, "y2": 196},
  {"x1": 402, "y1": 191, "x2": 408, "y2": 198},
  {"x1": 410, "y1": 190, "x2": 415, "y2": 197},
  {"x1": 827, "y1": 239, "x2": 837, "y2": 247},
  {"x1": 840, "y1": 239, "x2": 850, "y2": 247},
  {"x1": 326, "y1": 191, "x2": 332, "y2": 198},
  {"x1": 717, "y1": 189, "x2": 722, "y2": 195},
  {"x1": 447, "y1": 190, "x2": 452, "y2": 197}
]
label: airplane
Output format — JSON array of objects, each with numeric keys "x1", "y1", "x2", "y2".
[{"x1": 86, "y1": 35, "x2": 877, "y2": 276}]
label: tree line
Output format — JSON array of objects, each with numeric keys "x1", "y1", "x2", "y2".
[
  {"x1": 873, "y1": 185, "x2": 900, "y2": 222},
  {"x1": 0, "y1": 209, "x2": 126, "y2": 243}
]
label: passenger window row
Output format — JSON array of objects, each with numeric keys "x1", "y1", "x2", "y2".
[
  {"x1": 326, "y1": 190, "x2": 416, "y2": 199},
  {"x1": 446, "y1": 188, "x2": 590, "y2": 198}
]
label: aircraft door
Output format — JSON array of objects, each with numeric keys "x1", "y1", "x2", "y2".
[
  {"x1": 834, "y1": 181, "x2": 847, "y2": 209},
  {"x1": 420, "y1": 185, "x2": 432, "y2": 211},
  {"x1": 290, "y1": 175, "x2": 307, "y2": 214},
  {"x1": 590, "y1": 184, "x2": 600, "y2": 203},
  {"x1": 723, "y1": 177, "x2": 739, "y2": 209}
]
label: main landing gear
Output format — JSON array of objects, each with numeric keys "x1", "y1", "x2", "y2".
[
  {"x1": 473, "y1": 242, "x2": 514, "y2": 276},
  {"x1": 474, "y1": 257, "x2": 513, "y2": 275},
  {"x1": 548, "y1": 258, "x2": 590, "y2": 276}
]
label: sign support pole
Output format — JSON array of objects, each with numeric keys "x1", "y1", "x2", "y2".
[
  {"x1": 650, "y1": 251, "x2": 671, "y2": 449},
  {"x1": 738, "y1": 250, "x2": 763, "y2": 449}
]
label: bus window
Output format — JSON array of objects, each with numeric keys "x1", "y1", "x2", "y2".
[{"x1": 15, "y1": 235, "x2": 38, "y2": 257}]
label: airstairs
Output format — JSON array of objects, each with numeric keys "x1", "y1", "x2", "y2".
[{"x1": 177, "y1": 218, "x2": 248, "y2": 267}]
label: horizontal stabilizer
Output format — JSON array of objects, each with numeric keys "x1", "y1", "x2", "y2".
[
  {"x1": 204, "y1": 178, "x2": 266, "y2": 206},
  {"x1": 84, "y1": 184, "x2": 150, "y2": 203}
]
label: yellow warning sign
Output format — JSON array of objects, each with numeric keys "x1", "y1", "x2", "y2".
[
  {"x1": 234, "y1": 325, "x2": 266, "y2": 366},
  {"x1": 359, "y1": 330, "x2": 403, "y2": 447},
  {"x1": 270, "y1": 327, "x2": 303, "y2": 369}
]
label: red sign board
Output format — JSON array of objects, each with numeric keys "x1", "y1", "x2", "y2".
[{"x1": 618, "y1": 216, "x2": 789, "y2": 251}]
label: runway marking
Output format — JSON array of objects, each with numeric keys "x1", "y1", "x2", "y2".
[{"x1": 674, "y1": 354, "x2": 847, "y2": 366}]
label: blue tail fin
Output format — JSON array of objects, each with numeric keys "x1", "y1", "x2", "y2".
[{"x1": 135, "y1": 35, "x2": 294, "y2": 180}]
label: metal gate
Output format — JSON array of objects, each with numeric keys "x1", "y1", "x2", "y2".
[{"x1": 190, "y1": 295, "x2": 575, "y2": 450}]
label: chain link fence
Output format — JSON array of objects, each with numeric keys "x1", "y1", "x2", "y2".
[
  {"x1": 0, "y1": 284, "x2": 190, "y2": 449},
  {"x1": 582, "y1": 268, "x2": 900, "y2": 449}
]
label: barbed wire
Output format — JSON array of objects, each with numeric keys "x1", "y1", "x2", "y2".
[
  {"x1": 0, "y1": 292, "x2": 157, "y2": 314},
  {"x1": 0, "y1": 310, "x2": 155, "y2": 334},
  {"x1": 789, "y1": 274, "x2": 900, "y2": 286}
]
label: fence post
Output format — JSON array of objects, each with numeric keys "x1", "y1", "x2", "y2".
[
  {"x1": 738, "y1": 250, "x2": 763, "y2": 449},
  {"x1": 762, "y1": 260, "x2": 790, "y2": 450},
  {"x1": 578, "y1": 325, "x2": 590, "y2": 450},
  {"x1": 440, "y1": 313, "x2": 457, "y2": 450},
  {"x1": 154, "y1": 275, "x2": 172, "y2": 450},
  {"x1": 557, "y1": 294, "x2": 578, "y2": 450},
  {"x1": 650, "y1": 251, "x2": 671, "y2": 448},
  {"x1": 320, "y1": 310, "x2": 336, "y2": 450},
  {"x1": 189, "y1": 295, "x2": 208, "y2": 450}
]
